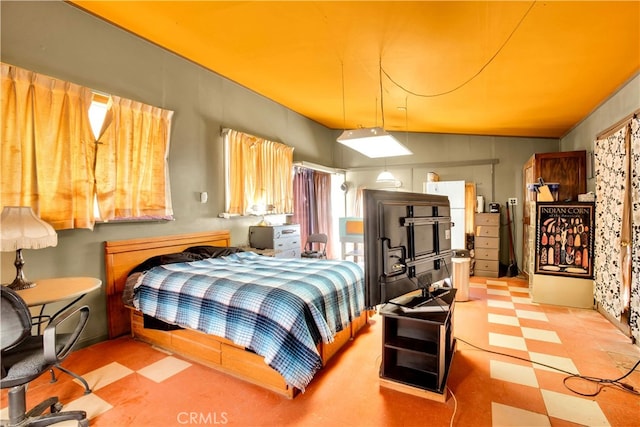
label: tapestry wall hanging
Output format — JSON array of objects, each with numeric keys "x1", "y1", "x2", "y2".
[{"x1": 535, "y1": 202, "x2": 595, "y2": 279}]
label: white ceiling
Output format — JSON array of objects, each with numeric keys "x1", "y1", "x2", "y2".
[{"x1": 70, "y1": 1, "x2": 640, "y2": 139}]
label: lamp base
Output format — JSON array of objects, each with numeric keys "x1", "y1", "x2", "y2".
[
  {"x1": 5, "y1": 248, "x2": 35, "y2": 290},
  {"x1": 5, "y1": 276, "x2": 35, "y2": 291}
]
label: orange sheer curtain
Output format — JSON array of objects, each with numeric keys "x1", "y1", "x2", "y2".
[
  {"x1": 292, "y1": 167, "x2": 312, "y2": 243},
  {"x1": 95, "y1": 96, "x2": 174, "y2": 220},
  {"x1": 225, "y1": 130, "x2": 293, "y2": 215},
  {"x1": 292, "y1": 168, "x2": 334, "y2": 258},
  {"x1": 1, "y1": 63, "x2": 95, "y2": 229},
  {"x1": 313, "y1": 171, "x2": 334, "y2": 259},
  {"x1": 464, "y1": 183, "x2": 476, "y2": 235}
]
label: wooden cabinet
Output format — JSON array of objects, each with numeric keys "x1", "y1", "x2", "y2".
[
  {"x1": 474, "y1": 213, "x2": 500, "y2": 277},
  {"x1": 522, "y1": 151, "x2": 587, "y2": 280},
  {"x1": 379, "y1": 289, "x2": 456, "y2": 401},
  {"x1": 248, "y1": 224, "x2": 301, "y2": 258}
]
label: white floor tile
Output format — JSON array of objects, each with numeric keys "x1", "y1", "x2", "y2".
[
  {"x1": 541, "y1": 389, "x2": 610, "y2": 426},
  {"x1": 512, "y1": 296, "x2": 537, "y2": 305},
  {"x1": 137, "y1": 355, "x2": 192, "y2": 383},
  {"x1": 488, "y1": 299, "x2": 515, "y2": 310},
  {"x1": 521, "y1": 327, "x2": 561, "y2": 343},
  {"x1": 490, "y1": 360, "x2": 539, "y2": 388},
  {"x1": 487, "y1": 289, "x2": 511, "y2": 297},
  {"x1": 76, "y1": 361, "x2": 134, "y2": 391},
  {"x1": 528, "y1": 352, "x2": 579, "y2": 375},
  {"x1": 489, "y1": 332, "x2": 528, "y2": 351},
  {"x1": 515, "y1": 309, "x2": 548, "y2": 321},
  {"x1": 491, "y1": 402, "x2": 551, "y2": 427},
  {"x1": 508, "y1": 286, "x2": 530, "y2": 294},
  {"x1": 59, "y1": 392, "x2": 113, "y2": 423},
  {"x1": 488, "y1": 313, "x2": 520, "y2": 327}
]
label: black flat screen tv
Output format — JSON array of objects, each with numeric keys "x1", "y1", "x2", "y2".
[{"x1": 363, "y1": 189, "x2": 453, "y2": 308}]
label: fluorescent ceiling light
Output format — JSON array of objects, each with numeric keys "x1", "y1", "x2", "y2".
[{"x1": 337, "y1": 127, "x2": 412, "y2": 158}]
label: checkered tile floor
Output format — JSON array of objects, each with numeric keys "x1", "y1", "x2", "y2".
[
  {"x1": 455, "y1": 278, "x2": 640, "y2": 426},
  {"x1": 2, "y1": 276, "x2": 639, "y2": 426}
]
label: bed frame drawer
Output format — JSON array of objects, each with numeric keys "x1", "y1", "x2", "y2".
[{"x1": 221, "y1": 343, "x2": 290, "y2": 394}]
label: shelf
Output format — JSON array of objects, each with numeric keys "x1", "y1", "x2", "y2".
[
  {"x1": 381, "y1": 364, "x2": 442, "y2": 392},
  {"x1": 379, "y1": 289, "x2": 456, "y2": 398},
  {"x1": 384, "y1": 336, "x2": 439, "y2": 354}
]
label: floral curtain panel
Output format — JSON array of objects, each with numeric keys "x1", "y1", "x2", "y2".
[
  {"x1": 594, "y1": 116, "x2": 639, "y2": 343},
  {"x1": 630, "y1": 118, "x2": 640, "y2": 343}
]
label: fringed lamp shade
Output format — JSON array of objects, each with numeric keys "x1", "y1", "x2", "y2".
[{"x1": 0, "y1": 206, "x2": 58, "y2": 290}]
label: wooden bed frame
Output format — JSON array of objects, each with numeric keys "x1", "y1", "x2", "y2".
[{"x1": 104, "y1": 230, "x2": 369, "y2": 398}]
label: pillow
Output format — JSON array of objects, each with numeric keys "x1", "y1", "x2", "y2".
[
  {"x1": 182, "y1": 245, "x2": 244, "y2": 259},
  {"x1": 129, "y1": 251, "x2": 202, "y2": 275}
]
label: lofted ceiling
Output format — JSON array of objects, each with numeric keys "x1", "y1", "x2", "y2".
[{"x1": 69, "y1": 1, "x2": 639, "y2": 139}]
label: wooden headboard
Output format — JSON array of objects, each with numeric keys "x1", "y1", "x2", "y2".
[{"x1": 104, "y1": 230, "x2": 231, "y2": 338}]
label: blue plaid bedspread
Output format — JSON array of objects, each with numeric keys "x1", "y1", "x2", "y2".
[{"x1": 133, "y1": 251, "x2": 364, "y2": 391}]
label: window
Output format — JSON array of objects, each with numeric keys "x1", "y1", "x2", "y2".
[
  {"x1": 223, "y1": 129, "x2": 294, "y2": 215},
  {"x1": 0, "y1": 63, "x2": 174, "y2": 229},
  {"x1": 88, "y1": 93, "x2": 109, "y2": 140}
]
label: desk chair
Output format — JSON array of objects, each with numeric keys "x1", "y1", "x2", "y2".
[
  {"x1": 1, "y1": 286, "x2": 90, "y2": 427},
  {"x1": 301, "y1": 233, "x2": 328, "y2": 259}
]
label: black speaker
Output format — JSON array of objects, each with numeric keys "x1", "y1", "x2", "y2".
[{"x1": 489, "y1": 203, "x2": 500, "y2": 213}]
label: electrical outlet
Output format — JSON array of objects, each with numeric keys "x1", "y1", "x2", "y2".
[{"x1": 508, "y1": 197, "x2": 518, "y2": 206}]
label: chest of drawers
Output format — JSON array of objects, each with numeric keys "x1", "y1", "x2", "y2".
[
  {"x1": 249, "y1": 224, "x2": 301, "y2": 258},
  {"x1": 474, "y1": 213, "x2": 500, "y2": 277}
]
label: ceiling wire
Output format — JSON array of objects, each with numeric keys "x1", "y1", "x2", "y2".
[
  {"x1": 379, "y1": 59, "x2": 386, "y2": 129},
  {"x1": 341, "y1": 61, "x2": 346, "y2": 130},
  {"x1": 381, "y1": 0, "x2": 537, "y2": 98}
]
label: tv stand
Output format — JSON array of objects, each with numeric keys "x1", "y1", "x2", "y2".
[{"x1": 379, "y1": 289, "x2": 456, "y2": 401}]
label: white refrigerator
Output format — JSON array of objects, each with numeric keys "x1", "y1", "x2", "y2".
[{"x1": 423, "y1": 180, "x2": 467, "y2": 250}]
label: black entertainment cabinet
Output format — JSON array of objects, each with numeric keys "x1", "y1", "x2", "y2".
[{"x1": 379, "y1": 288, "x2": 456, "y2": 401}]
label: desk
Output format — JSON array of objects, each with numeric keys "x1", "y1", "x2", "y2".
[
  {"x1": 18, "y1": 276, "x2": 101, "y2": 307},
  {"x1": 19, "y1": 277, "x2": 101, "y2": 329},
  {"x1": 17, "y1": 276, "x2": 101, "y2": 394}
]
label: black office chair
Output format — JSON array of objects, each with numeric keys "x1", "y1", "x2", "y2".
[
  {"x1": 301, "y1": 233, "x2": 328, "y2": 259},
  {"x1": 1, "y1": 286, "x2": 90, "y2": 427}
]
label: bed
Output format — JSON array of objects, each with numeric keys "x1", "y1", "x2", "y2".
[{"x1": 104, "y1": 230, "x2": 369, "y2": 398}]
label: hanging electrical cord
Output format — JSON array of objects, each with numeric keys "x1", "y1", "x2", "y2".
[
  {"x1": 378, "y1": 59, "x2": 386, "y2": 129},
  {"x1": 456, "y1": 336, "x2": 640, "y2": 398},
  {"x1": 447, "y1": 385, "x2": 458, "y2": 427},
  {"x1": 381, "y1": 0, "x2": 536, "y2": 98},
  {"x1": 340, "y1": 60, "x2": 346, "y2": 130},
  {"x1": 563, "y1": 359, "x2": 640, "y2": 397}
]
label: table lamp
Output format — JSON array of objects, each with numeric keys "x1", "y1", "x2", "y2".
[{"x1": 0, "y1": 206, "x2": 58, "y2": 290}]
